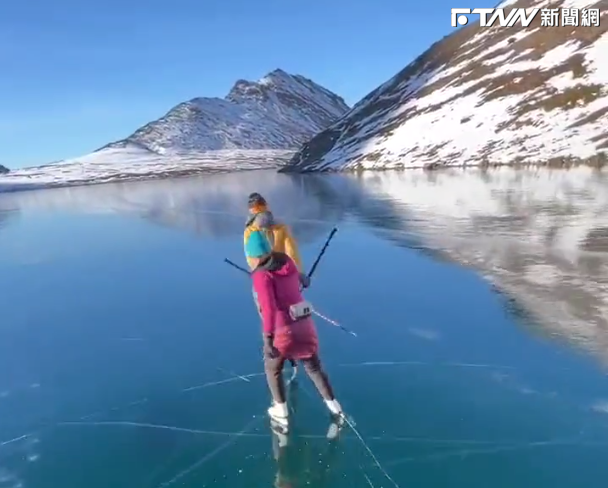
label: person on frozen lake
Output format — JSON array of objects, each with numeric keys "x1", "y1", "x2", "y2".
[
  {"x1": 245, "y1": 229, "x2": 343, "y2": 425},
  {"x1": 244, "y1": 192, "x2": 310, "y2": 289},
  {"x1": 244, "y1": 192, "x2": 309, "y2": 373}
]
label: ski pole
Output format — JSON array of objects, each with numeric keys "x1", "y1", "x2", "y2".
[
  {"x1": 312, "y1": 308, "x2": 357, "y2": 337},
  {"x1": 307, "y1": 227, "x2": 337, "y2": 279},
  {"x1": 224, "y1": 258, "x2": 250, "y2": 275}
]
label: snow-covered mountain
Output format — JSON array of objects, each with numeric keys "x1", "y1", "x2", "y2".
[
  {"x1": 102, "y1": 69, "x2": 349, "y2": 154},
  {"x1": 0, "y1": 147, "x2": 294, "y2": 192},
  {"x1": 0, "y1": 165, "x2": 8, "y2": 175},
  {"x1": 0, "y1": 69, "x2": 348, "y2": 192},
  {"x1": 285, "y1": 0, "x2": 608, "y2": 172}
]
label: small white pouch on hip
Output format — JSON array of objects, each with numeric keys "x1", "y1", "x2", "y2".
[{"x1": 289, "y1": 300, "x2": 313, "y2": 321}]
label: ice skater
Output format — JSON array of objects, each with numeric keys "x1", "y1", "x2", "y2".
[
  {"x1": 244, "y1": 192, "x2": 310, "y2": 374},
  {"x1": 245, "y1": 229, "x2": 344, "y2": 426}
]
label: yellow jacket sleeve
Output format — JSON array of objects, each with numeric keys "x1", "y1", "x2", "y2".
[{"x1": 274, "y1": 224, "x2": 303, "y2": 272}]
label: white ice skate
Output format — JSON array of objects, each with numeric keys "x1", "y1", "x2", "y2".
[
  {"x1": 324, "y1": 399, "x2": 345, "y2": 440},
  {"x1": 268, "y1": 401, "x2": 289, "y2": 429}
]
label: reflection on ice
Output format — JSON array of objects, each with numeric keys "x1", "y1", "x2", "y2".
[
  {"x1": 407, "y1": 328, "x2": 441, "y2": 341},
  {"x1": 380, "y1": 437, "x2": 608, "y2": 468},
  {"x1": 156, "y1": 416, "x2": 263, "y2": 488},
  {"x1": 4, "y1": 359, "x2": 608, "y2": 488},
  {"x1": 0, "y1": 208, "x2": 17, "y2": 233},
  {"x1": 0, "y1": 171, "x2": 342, "y2": 243},
  {"x1": 346, "y1": 167, "x2": 608, "y2": 363},
  {"x1": 591, "y1": 400, "x2": 608, "y2": 414},
  {"x1": 270, "y1": 382, "x2": 344, "y2": 488},
  {"x1": 3, "y1": 166, "x2": 607, "y2": 364},
  {"x1": 0, "y1": 435, "x2": 40, "y2": 488}
]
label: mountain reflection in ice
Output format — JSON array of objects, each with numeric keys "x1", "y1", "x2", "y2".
[
  {"x1": 0, "y1": 171, "x2": 342, "y2": 243},
  {"x1": 2, "y1": 166, "x2": 608, "y2": 362},
  {"x1": 344, "y1": 167, "x2": 608, "y2": 361}
]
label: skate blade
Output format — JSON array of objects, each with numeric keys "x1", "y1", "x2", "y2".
[
  {"x1": 339, "y1": 413, "x2": 355, "y2": 427},
  {"x1": 270, "y1": 417, "x2": 289, "y2": 435}
]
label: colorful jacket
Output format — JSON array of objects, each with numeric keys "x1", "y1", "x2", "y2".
[
  {"x1": 251, "y1": 252, "x2": 318, "y2": 360},
  {"x1": 244, "y1": 209, "x2": 303, "y2": 272}
]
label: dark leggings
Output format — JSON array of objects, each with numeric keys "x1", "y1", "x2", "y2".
[{"x1": 265, "y1": 353, "x2": 335, "y2": 404}]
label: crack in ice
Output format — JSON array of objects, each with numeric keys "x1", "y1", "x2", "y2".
[{"x1": 156, "y1": 416, "x2": 263, "y2": 488}]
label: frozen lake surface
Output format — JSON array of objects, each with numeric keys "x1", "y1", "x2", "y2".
[{"x1": 1, "y1": 167, "x2": 608, "y2": 488}]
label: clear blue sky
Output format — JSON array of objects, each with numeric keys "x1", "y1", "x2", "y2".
[{"x1": 0, "y1": 0, "x2": 485, "y2": 169}]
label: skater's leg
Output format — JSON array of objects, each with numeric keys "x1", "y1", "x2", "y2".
[
  {"x1": 264, "y1": 355, "x2": 287, "y2": 403},
  {"x1": 265, "y1": 355, "x2": 289, "y2": 422},
  {"x1": 301, "y1": 354, "x2": 335, "y2": 400},
  {"x1": 301, "y1": 354, "x2": 343, "y2": 416}
]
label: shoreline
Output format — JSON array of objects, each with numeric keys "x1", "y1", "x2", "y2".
[
  {"x1": 280, "y1": 154, "x2": 608, "y2": 173},
  {"x1": 3, "y1": 160, "x2": 607, "y2": 194}
]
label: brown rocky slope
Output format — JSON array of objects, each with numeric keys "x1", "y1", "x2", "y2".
[{"x1": 284, "y1": 0, "x2": 608, "y2": 172}]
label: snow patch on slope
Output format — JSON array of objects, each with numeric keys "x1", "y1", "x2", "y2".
[
  {"x1": 286, "y1": 0, "x2": 608, "y2": 171},
  {"x1": 0, "y1": 145, "x2": 293, "y2": 192}
]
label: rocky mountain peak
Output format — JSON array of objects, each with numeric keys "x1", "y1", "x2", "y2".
[
  {"x1": 285, "y1": 0, "x2": 608, "y2": 172},
  {"x1": 101, "y1": 69, "x2": 350, "y2": 154}
]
